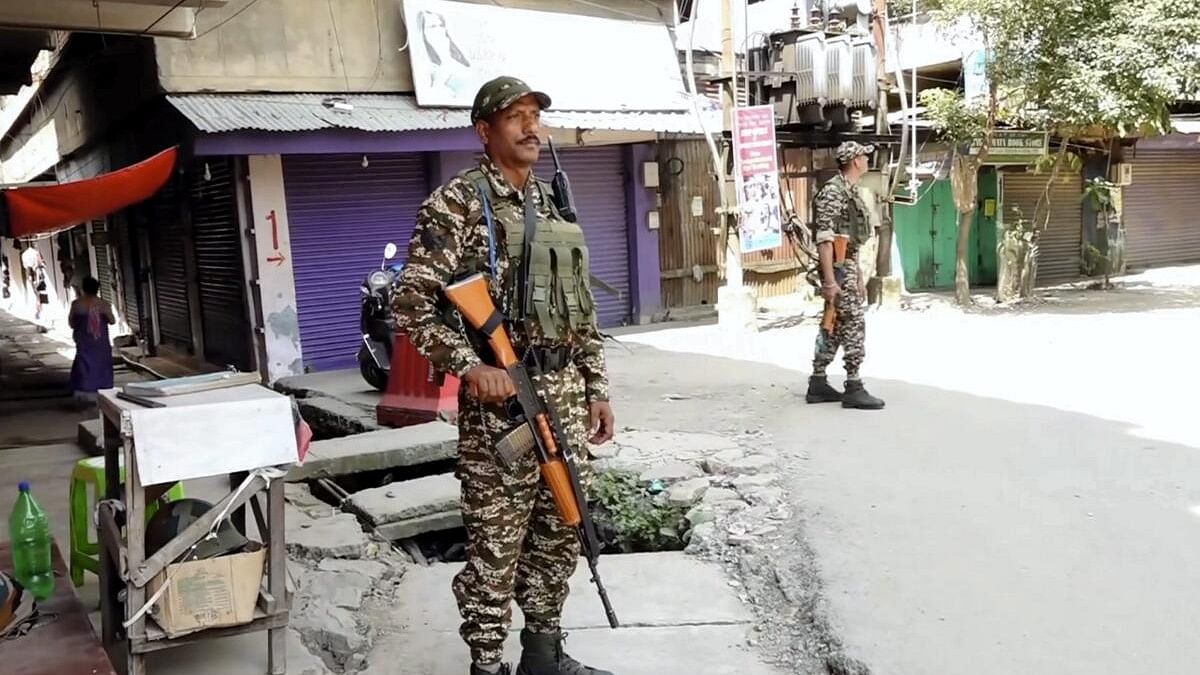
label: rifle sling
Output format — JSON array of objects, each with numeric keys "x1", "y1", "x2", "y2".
[
  {"x1": 519, "y1": 184, "x2": 538, "y2": 320},
  {"x1": 479, "y1": 309, "x2": 505, "y2": 338}
]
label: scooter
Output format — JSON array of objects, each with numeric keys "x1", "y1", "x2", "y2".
[{"x1": 357, "y1": 242, "x2": 402, "y2": 391}]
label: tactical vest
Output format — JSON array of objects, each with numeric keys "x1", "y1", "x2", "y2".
[
  {"x1": 808, "y1": 178, "x2": 873, "y2": 253},
  {"x1": 465, "y1": 168, "x2": 597, "y2": 342},
  {"x1": 846, "y1": 188, "x2": 872, "y2": 246}
]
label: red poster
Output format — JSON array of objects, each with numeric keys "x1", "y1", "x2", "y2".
[{"x1": 733, "y1": 106, "x2": 782, "y2": 253}]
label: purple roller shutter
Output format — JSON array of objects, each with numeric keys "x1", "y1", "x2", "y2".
[
  {"x1": 282, "y1": 153, "x2": 430, "y2": 372},
  {"x1": 534, "y1": 146, "x2": 631, "y2": 328}
]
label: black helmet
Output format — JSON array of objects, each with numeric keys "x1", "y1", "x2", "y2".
[{"x1": 145, "y1": 498, "x2": 250, "y2": 563}]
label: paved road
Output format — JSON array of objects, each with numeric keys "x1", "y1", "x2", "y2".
[{"x1": 612, "y1": 266, "x2": 1200, "y2": 675}]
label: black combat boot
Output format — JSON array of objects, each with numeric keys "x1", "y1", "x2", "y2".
[
  {"x1": 515, "y1": 630, "x2": 614, "y2": 675},
  {"x1": 805, "y1": 375, "x2": 843, "y2": 404},
  {"x1": 471, "y1": 664, "x2": 512, "y2": 675},
  {"x1": 842, "y1": 380, "x2": 885, "y2": 410}
]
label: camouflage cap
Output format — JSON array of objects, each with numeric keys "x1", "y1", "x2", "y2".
[
  {"x1": 470, "y1": 76, "x2": 552, "y2": 124},
  {"x1": 836, "y1": 141, "x2": 875, "y2": 165}
]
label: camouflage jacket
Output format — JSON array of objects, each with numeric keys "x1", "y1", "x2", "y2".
[
  {"x1": 391, "y1": 156, "x2": 610, "y2": 402},
  {"x1": 813, "y1": 173, "x2": 871, "y2": 256}
]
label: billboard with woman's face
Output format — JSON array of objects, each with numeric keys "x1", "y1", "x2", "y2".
[{"x1": 403, "y1": 0, "x2": 690, "y2": 111}]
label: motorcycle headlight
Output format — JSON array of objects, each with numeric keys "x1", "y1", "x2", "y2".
[{"x1": 368, "y1": 270, "x2": 391, "y2": 290}]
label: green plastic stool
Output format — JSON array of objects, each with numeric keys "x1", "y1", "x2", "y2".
[{"x1": 68, "y1": 455, "x2": 185, "y2": 588}]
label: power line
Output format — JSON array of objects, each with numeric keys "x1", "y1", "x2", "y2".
[{"x1": 140, "y1": 0, "x2": 189, "y2": 36}]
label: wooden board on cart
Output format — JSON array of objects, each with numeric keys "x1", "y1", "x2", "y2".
[{"x1": 0, "y1": 541, "x2": 118, "y2": 675}]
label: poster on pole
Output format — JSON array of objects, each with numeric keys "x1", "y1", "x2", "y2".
[{"x1": 733, "y1": 105, "x2": 783, "y2": 254}]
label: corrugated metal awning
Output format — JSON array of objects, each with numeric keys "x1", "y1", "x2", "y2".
[{"x1": 167, "y1": 94, "x2": 715, "y2": 135}]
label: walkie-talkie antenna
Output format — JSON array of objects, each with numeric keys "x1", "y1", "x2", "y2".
[{"x1": 547, "y1": 137, "x2": 577, "y2": 223}]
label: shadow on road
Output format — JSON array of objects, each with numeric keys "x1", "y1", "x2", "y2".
[{"x1": 607, "y1": 339, "x2": 1200, "y2": 675}]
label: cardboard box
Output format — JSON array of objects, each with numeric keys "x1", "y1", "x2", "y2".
[{"x1": 147, "y1": 544, "x2": 266, "y2": 639}]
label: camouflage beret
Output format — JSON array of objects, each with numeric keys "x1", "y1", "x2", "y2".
[
  {"x1": 470, "y1": 76, "x2": 552, "y2": 124},
  {"x1": 836, "y1": 141, "x2": 875, "y2": 165}
]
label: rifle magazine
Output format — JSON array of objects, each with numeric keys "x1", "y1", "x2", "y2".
[{"x1": 495, "y1": 422, "x2": 536, "y2": 467}]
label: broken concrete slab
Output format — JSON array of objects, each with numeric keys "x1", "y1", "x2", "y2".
[
  {"x1": 640, "y1": 461, "x2": 703, "y2": 484},
  {"x1": 393, "y1": 552, "x2": 753, "y2": 632},
  {"x1": 285, "y1": 483, "x2": 337, "y2": 519},
  {"x1": 287, "y1": 512, "x2": 371, "y2": 560},
  {"x1": 318, "y1": 558, "x2": 392, "y2": 582},
  {"x1": 731, "y1": 473, "x2": 780, "y2": 491},
  {"x1": 144, "y1": 627, "x2": 334, "y2": 675},
  {"x1": 613, "y1": 430, "x2": 742, "y2": 459},
  {"x1": 371, "y1": 551, "x2": 780, "y2": 675},
  {"x1": 299, "y1": 568, "x2": 374, "y2": 610},
  {"x1": 287, "y1": 423, "x2": 457, "y2": 482},
  {"x1": 296, "y1": 395, "x2": 381, "y2": 438},
  {"x1": 363, "y1": 624, "x2": 780, "y2": 675},
  {"x1": 702, "y1": 487, "x2": 742, "y2": 505},
  {"x1": 722, "y1": 454, "x2": 776, "y2": 475},
  {"x1": 376, "y1": 510, "x2": 463, "y2": 540},
  {"x1": 667, "y1": 477, "x2": 711, "y2": 506},
  {"x1": 704, "y1": 447, "x2": 748, "y2": 474},
  {"x1": 348, "y1": 473, "x2": 460, "y2": 525},
  {"x1": 291, "y1": 602, "x2": 371, "y2": 666}
]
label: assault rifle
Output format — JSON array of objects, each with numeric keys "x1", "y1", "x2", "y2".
[
  {"x1": 819, "y1": 234, "x2": 850, "y2": 344},
  {"x1": 444, "y1": 272, "x2": 620, "y2": 630}
]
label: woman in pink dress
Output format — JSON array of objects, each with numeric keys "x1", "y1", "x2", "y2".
[{"x1": 68, "y1": 277, "x2": 115, "y2": 406}]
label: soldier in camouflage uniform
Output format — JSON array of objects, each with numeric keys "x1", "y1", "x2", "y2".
[
  {"x1": 391, "y1": 76, "x2": 617, "y2": 675},
  {"x1": 805, "y1": 141, "x2": 886, "y2": 410}
]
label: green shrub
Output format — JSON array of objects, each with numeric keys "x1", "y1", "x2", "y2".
[{"x1": 589, "y1": 471, "x2": 689, "y2": 553}]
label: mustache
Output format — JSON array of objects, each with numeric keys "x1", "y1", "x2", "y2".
[{"x1": 519, "y1": 136, "x2": 541, "y2": 145}]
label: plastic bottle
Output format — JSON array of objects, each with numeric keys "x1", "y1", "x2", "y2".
[{"x1": 8, "y1": 482, "x2": 54, "y2": 601}]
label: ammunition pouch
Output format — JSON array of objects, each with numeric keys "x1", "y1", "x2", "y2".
[{"x1": 462, "y1": 168, "x2": 597, "y2": 344}]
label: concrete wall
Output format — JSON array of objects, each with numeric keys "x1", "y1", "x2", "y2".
[
  {"x1": 0, "y1": 37, "x2": 158, "y2": 176},
  {"x1": 155, "y1": 0, "x2": 675, "y2": 94}
]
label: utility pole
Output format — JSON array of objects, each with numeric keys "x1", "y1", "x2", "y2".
[
  {"x1": 869, "y1": 0, "x2": 899, "y2": 303},
  {"x1": 716, "y1": 0, "x2": 757, "y2": 331}
]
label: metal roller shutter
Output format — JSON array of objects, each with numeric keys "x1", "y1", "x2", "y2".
[
  {"x1": 283, "y1": 153, "x2": 431, "y2": 372},
  {"x1": 1124, "y1": 150, "x2": 1200, "y2": 268},
  {"x1": 147, "y1": 174, "x2": 193, "y2": 351},
  {"x1": 89, "y1": 219, "x2": 116, "y2": 304},
  {"x1": 1001, "y1": 171, "x2": 1083, "y2": 283},
  {"x1": 534, "y1": 146, "x2": 632, "y2": 328},
  {"x1": 112, "y1": 216, "x2": 142, "y2": 338},
  {"x1": 190, "y1": 157, "x2": 253, "y2": 371}
]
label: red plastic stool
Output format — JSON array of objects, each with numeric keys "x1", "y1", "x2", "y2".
[{"x1": 376, "y1": 330, "x2": 460, "y2": 428}]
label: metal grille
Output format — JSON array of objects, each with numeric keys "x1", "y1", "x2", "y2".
[
  {"x1": 826, "y1": 35, "x2": 853, "y2": 104},
  {"x1": 785, "y1": 32, "x2": 828, "y2": 104},
  {"x1": 1001, "y1": 171, "x2": 1083, "y2": 283},
  {"x1": 190, "y1": 157, "x2": 253, "y2": 371},
  {"x1": 850, "y1": 36, "x2": 877, "y2": 108},
  {"x1": 147, "y1": 173, "x2": 193, "y2": 351},
  {"x1": 1123, "y1": 150, "x2": 1200, "y2": 268},
  {"x1": 283, "y1": 153, "x2": 431, "y2": 372}
]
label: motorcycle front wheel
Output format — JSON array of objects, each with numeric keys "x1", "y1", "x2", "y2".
[{"x1": 360, "y1": 358, "x2": 389, "y2": 391}]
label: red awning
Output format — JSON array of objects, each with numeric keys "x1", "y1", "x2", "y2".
[{"x1": 1, "y1": 146, "x2": 178, "y2": 239}]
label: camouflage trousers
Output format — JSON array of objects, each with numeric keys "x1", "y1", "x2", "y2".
[
  {"x1": 812, "y1": 261, "x2": 866, "y2": 378},
  {"x1": 452, "y1": 363, "x2": 592, "y2": 665}
]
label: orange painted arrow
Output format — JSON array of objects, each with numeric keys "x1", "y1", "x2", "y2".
[{"x1": 267, "y1": 252, "x2": 286, "y2": 267}]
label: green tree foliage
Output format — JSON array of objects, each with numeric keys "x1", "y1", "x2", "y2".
[{"x1": 915, "y1": 0, "x2": 1200, "y2": 300}]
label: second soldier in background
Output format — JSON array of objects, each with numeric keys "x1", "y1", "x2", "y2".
[{"x1": 805, "y1": 141, "x2": 886, "y2": 410}]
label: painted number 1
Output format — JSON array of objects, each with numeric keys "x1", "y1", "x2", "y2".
[{"x1": 266, "y1": 210, "x2": 279, "y2": 250}]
